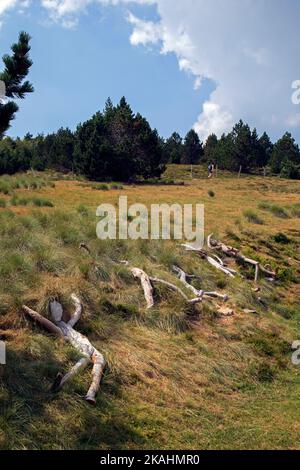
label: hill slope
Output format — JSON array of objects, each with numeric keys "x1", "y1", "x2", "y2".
[{"x1": 0, "y1": 167, "x2": 299, "y2": 450}]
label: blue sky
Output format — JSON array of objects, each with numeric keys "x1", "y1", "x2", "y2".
[
  {"x1": 1, "y1": 2, "x2": 212, "y2": 139},
  {"x1": 0, "y1": 0, "x2": 300, "y2": 143}
]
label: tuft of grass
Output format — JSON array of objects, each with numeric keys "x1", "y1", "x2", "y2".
[
  {"x1": 275, "y1": 304, "x2": 297, "y2": 320},
  {"x1": 31, "y1": 198, "x2": 54, "y2": 208},
  {"x1": 258, "y1": 201, "x2": 290, "y2": 219},
  {"x1": 290, "y1": 204, "x2": 300, "y2": 218},
  {"x1": 243, "y1": 209, "x2": 264, "y2": 225},
  {"x1": 10, "y1": 196, "x2": 54, "y2": 208}
]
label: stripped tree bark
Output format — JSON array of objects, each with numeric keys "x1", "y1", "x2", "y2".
[
  {"x1": 131, "y1": 268, "x2": 154, "y2": 309},
  {"x1": 22, "y1": 293, "x2": 106, "y2": 405},
  {"x1": 131, "y1": 266, "x2": 228, "y2": 308},
  {"x1": 172, "y1": 266, "x2": 229, "y2": 301},
  {"x1": 207, "y1": 234, "x2": 276, "y2": 282},
  {"x1": 181, "y1": 244, "x2": 236, "y2": 277}
]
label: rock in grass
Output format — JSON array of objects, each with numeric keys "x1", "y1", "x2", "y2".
[{"x1": 217, "y1": 306, "x2": 234, "y2": 317}]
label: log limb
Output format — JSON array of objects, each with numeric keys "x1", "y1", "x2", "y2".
[{"x1": 131, "y1": 268, "x2": 154, "y2": 309}]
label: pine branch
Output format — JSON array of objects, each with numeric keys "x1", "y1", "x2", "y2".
[{"x1": 0, "y1": 31, "x2": 33, "y2": 138}]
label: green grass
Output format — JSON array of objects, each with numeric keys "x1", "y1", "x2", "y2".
[
  {"x1": 0, "y1": 173, "x2": 55, "y2": 196},
  {"x1": 258, "y1": 201, "x2": 290, "y2": 219},
  {"x1": 243, "y1": 209, "x2": 264, "y2": 225},
  {"x1": 10, "y1": 196, "x2": 54, "y2": 208}
]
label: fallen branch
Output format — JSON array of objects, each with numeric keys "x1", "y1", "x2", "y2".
[
  {"x1": 22, "y1": 294, "x2": 106, "y2": 405},
  {"x1": 181, "y1": 244, "x2": 236, "y2": 277},
  {"x1": 172, "y1": 266, "x2": 229, "y2": 301},
  {"x1": 131, "y1": 268, "x2": 154, "y2": 309},
  {"x1": 207, "y1": 234, "x2": 276, "y2": 282},
  {"x1": 149, "y1": 276, "x2": 203, "y2": 304}
]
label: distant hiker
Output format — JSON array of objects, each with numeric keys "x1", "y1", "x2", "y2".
[{"x1": 208, "y1": 162, "x2": 214, "y2": 178}]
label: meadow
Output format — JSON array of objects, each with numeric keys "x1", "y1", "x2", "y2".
[{"x1": 0, "y1": 165, "x2": 299, "y2": 450}]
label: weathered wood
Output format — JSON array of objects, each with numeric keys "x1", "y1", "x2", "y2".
[
  {"x1": 181, "y1": 244, "x2": 236, "y2": 277},
  {"x1": 207, "y1": 233, "x2": 276, "y2": 281},
  {"x1": 68, "y1": 293, "x2": 82, "y2": 327},
  {"x1": 23, "y1": 294, "x2": 106, "y2": 405},
  {"x1": 22, "y1": 305, "x2": 63, "y2": 337},
  {"x1": 173, "y1": 266, "x2": 229, "y2": 301},
  {"x1": 131, "y1": 268, "x2": 154, "y2": 309},
  {"x1": 86, "y1": 351, "x2": 106, "y2": 405}
]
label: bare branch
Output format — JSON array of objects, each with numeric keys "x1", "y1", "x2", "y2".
[
  {"x1": 22, "y1": 305, "x2": 63, "y2": 337},
  {"x1": 68, "y1": 293, "x2": 83, "y2": 327},
  {"x1": 131, "y1": 268, "x2": 154, "y2": 309}
]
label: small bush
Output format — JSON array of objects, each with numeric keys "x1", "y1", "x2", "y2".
[
  {"x1": 110, "y1": 183, "x2": 124, "y2": 190},
  {"x1": 77, "y1": 205, "x2": 89, "y2": 216},
  {"x1": 273, "y1": 232, "x2": 291, "y2": 245},
  {"x1": 244, "y1": 210, "x2": 264, "y2": 225},
  {"x1": 0, "y1": 199, "x2": 6, "y2": 208},
  {"x1": 92, "y1": 183, "x2": 109, "y2": 191},
  {"x1": 256, "y1": 362, "x2": 276, "y2": 383}
]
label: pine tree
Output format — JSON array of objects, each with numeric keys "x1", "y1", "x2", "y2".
[
  {"x1": 182, "y1": 129, "x2": 203, "y2": 164},
  {"x1": 0, "y1": 32, "x2": 33, "y2": 139},
  {"x1": 203, "y1": 134, "x2": 218, "y2": 163},
  {"x1": 163, "y1": 132, "x2": 183, "y2": 164},
  {"x1": 270, "y1": 132, "x2": 300, "y2": 174},
  {"x1": 258, "y1": 132, "x2": 273, "y2": 168},
  {"x1": 214, "y1": 133, "x2": 235, "y2": 170},
  {"x1": 231, "y1": 120, "x2": 253, "y2": 172}
]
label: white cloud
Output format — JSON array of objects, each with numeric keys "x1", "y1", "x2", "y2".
[
  {"x1": 124, "y1": 0, "x2": 300, "y2": 141},
  {"x1": 1, "y1": 0, "x2": 299, "y2": 141},
  {"x1": 0, "y1": 0, "x2": 19, "y2": 15}
]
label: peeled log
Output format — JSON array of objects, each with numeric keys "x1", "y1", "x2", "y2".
[
  {"x1": 22, "y1": 294, "x2": 106, "y2": 405},
  {"x1": 207, "y1": 233, "x2": 276, "y2": 282},
  {"x1": 131, "y1": 268, "x2": 154, "y2": 309}
]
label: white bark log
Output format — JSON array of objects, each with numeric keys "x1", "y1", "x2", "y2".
[
  {"x1": 173, "y1": 266, "x2": 229, "y2": 302},
  {"x1": 22, "y1": 305, "x2": 63, "y2": 337},
  {"x1": 23, "y1": 295, "x2": 106, "y2": 405},
  {"x1": 68, "y1": 293, "x2": 82, "y2": 327},
  {"x1": 131, "y1": 268, "x2": 154, "y2": 309},
  {"x1": 207, "y1": 233, "x2": 276, "y2": 281},
  {"x1": 85, "y1": 351, "x2": 106, "y2": 405}
]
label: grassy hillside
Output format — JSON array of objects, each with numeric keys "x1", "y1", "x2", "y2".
[{"x1": 0, "y1": 166, "x2": 299, "y2": 450}]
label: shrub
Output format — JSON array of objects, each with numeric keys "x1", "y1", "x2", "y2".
[
  {"x1": 110, "y1": 183, "x2": 124, "y2": 190},
  {"x1": 273, "y1": 232, "x2": 291, "y2": 245},
  {"x1": 92, "y1": 183, "x2": 110, "y2": 191}
]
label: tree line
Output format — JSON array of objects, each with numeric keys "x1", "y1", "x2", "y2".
[
  {"x1": 164, "y1": 122, "x2": 300, "y2": 179},
  {"x1": 0, "y1": 32, "x2": 299, "y2": 180}
]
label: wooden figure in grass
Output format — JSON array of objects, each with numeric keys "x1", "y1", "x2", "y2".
[{"x1": 22, "y1": 294, "x2": 105, "y2": 405}]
